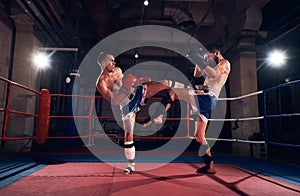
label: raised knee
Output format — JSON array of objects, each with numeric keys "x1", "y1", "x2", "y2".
[{"x1": 160, "y1": 80, "x2": 170, "y2": 87}]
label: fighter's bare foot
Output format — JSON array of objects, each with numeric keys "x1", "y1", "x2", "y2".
[
  {"x1": 143, "y1": 115, "x2": 164, "y2": 127},
  {"x1": 196, "y1": 163, "x2": 217, "y2": 174},
  {"x1": 122, "y1": 166, "x2": 134, "y2": 175},
  {"x1": 196, "y1": 166, "x2": 216, "y2": 174},
  {"x1": 153, "y1": 114, "x2": 163, "y2": 124}
]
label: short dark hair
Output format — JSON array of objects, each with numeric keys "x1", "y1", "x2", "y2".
[
  {"x1": 97, "y1": 51, "x2": 109, "y2": 65},
  {"x1": 206, "y1": 44, "x2": 221, "y2": 53}
]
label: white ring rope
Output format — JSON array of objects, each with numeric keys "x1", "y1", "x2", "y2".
[
  {"x1": 189, "y1": 137, "x2": 265, "y2": 144},
  {"x1": 209, "y1": 116, "x2": 264, "y2": 122},
  {"x1": 198, "y1": 90, "x2": 265, "y2": 144},
  {"x1": 207, "y1": 90, "x2": 264, "y2": 121},
  {"x1": 217, "y1": 90, "x2": 263, "y2": 101}
]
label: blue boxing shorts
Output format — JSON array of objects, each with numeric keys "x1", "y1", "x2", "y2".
[
  {"x1": 191, "y1": 76, "x2": 217, "y2": 119},
  {"x1": 120, "y1": 85, "x2": 147, "y2": 120},
  {"x1": 196, "y1": 90, "x2": 217, "y2": 119}
]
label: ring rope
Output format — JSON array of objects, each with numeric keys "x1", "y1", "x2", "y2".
[
  {"x1": 189, "y1": 137, "x2": 265, "y2": 144},
  {"x1": 264, "y1": 79, "x2": 300, "y2": 92},
  {"x1": 87, "y1": 134, "x2": 266, "y2": 144},
  {"x1": 267, "y1": 141, "x2": 300, "y2": 149},
  {"x1": 217, "y1": 90, "x2": 263, "y2": 101},
  {"x1": 1, "y1": 76, "x2": 298, "y2": 149},
  {"x1": 266, "y1": 113, "x2": 300, "y2": 118},
  {"x1": 209, "y1": 116, "x2": 264, "y2": 122}
]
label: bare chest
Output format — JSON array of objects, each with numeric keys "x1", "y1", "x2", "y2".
[{"x1": 101, "y1": 73, "x2": 120, "y2": 90}]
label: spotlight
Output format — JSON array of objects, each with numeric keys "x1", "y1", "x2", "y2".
[
  {"x1": 267, "y1": 50, "x2": 286, "y2": 67},
  {"x1": 32, "y1": 52, "x2": 50, "y2": 69},
  {"x1": 134, "y1": 51, "x2": 139, "y2": 59},
  {"x1": 144, "y1": 0, "x2": 149, "y2": 6}
]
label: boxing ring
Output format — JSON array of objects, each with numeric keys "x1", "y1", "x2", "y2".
[
  {"x1": 0, "y1": 76, "x2": 300, "y2": 195},
  {"x1": 1, "y1": 76, "x2": 299, "y2": 148}
]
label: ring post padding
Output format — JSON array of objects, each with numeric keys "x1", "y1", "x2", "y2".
[{"x1": 37, "y1": 89, "x2": 51, "y2": 145}]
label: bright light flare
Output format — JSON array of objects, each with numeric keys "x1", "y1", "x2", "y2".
[
  {"x1": 134, "y1": 51, "x2": 139, "y2": 59},
  {"x1": 144, "y1": 0, "x2": 149, "y2": 6},
  {"x1": 32, "y1": 52, "x2": 50, "y2": 69},
  {"x1": 267, "y1": 50, "x2": 286, "y2": 67}
]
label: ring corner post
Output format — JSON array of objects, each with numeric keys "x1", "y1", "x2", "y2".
[{"x1": 36, "y1": 89, "x2": 51, "y2": 145}]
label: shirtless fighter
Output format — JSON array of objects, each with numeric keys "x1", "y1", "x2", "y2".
[
  {"x1": 96, "y1": 52, "x2": 175, "y2": 174},
  {"x1": 187, "y1": 44, "x2": 231, "y2": 174}
]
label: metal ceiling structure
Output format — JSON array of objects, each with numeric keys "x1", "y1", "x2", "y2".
[{"x1": 1, "y1": 0, "x2": 300, "y2": 88}]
